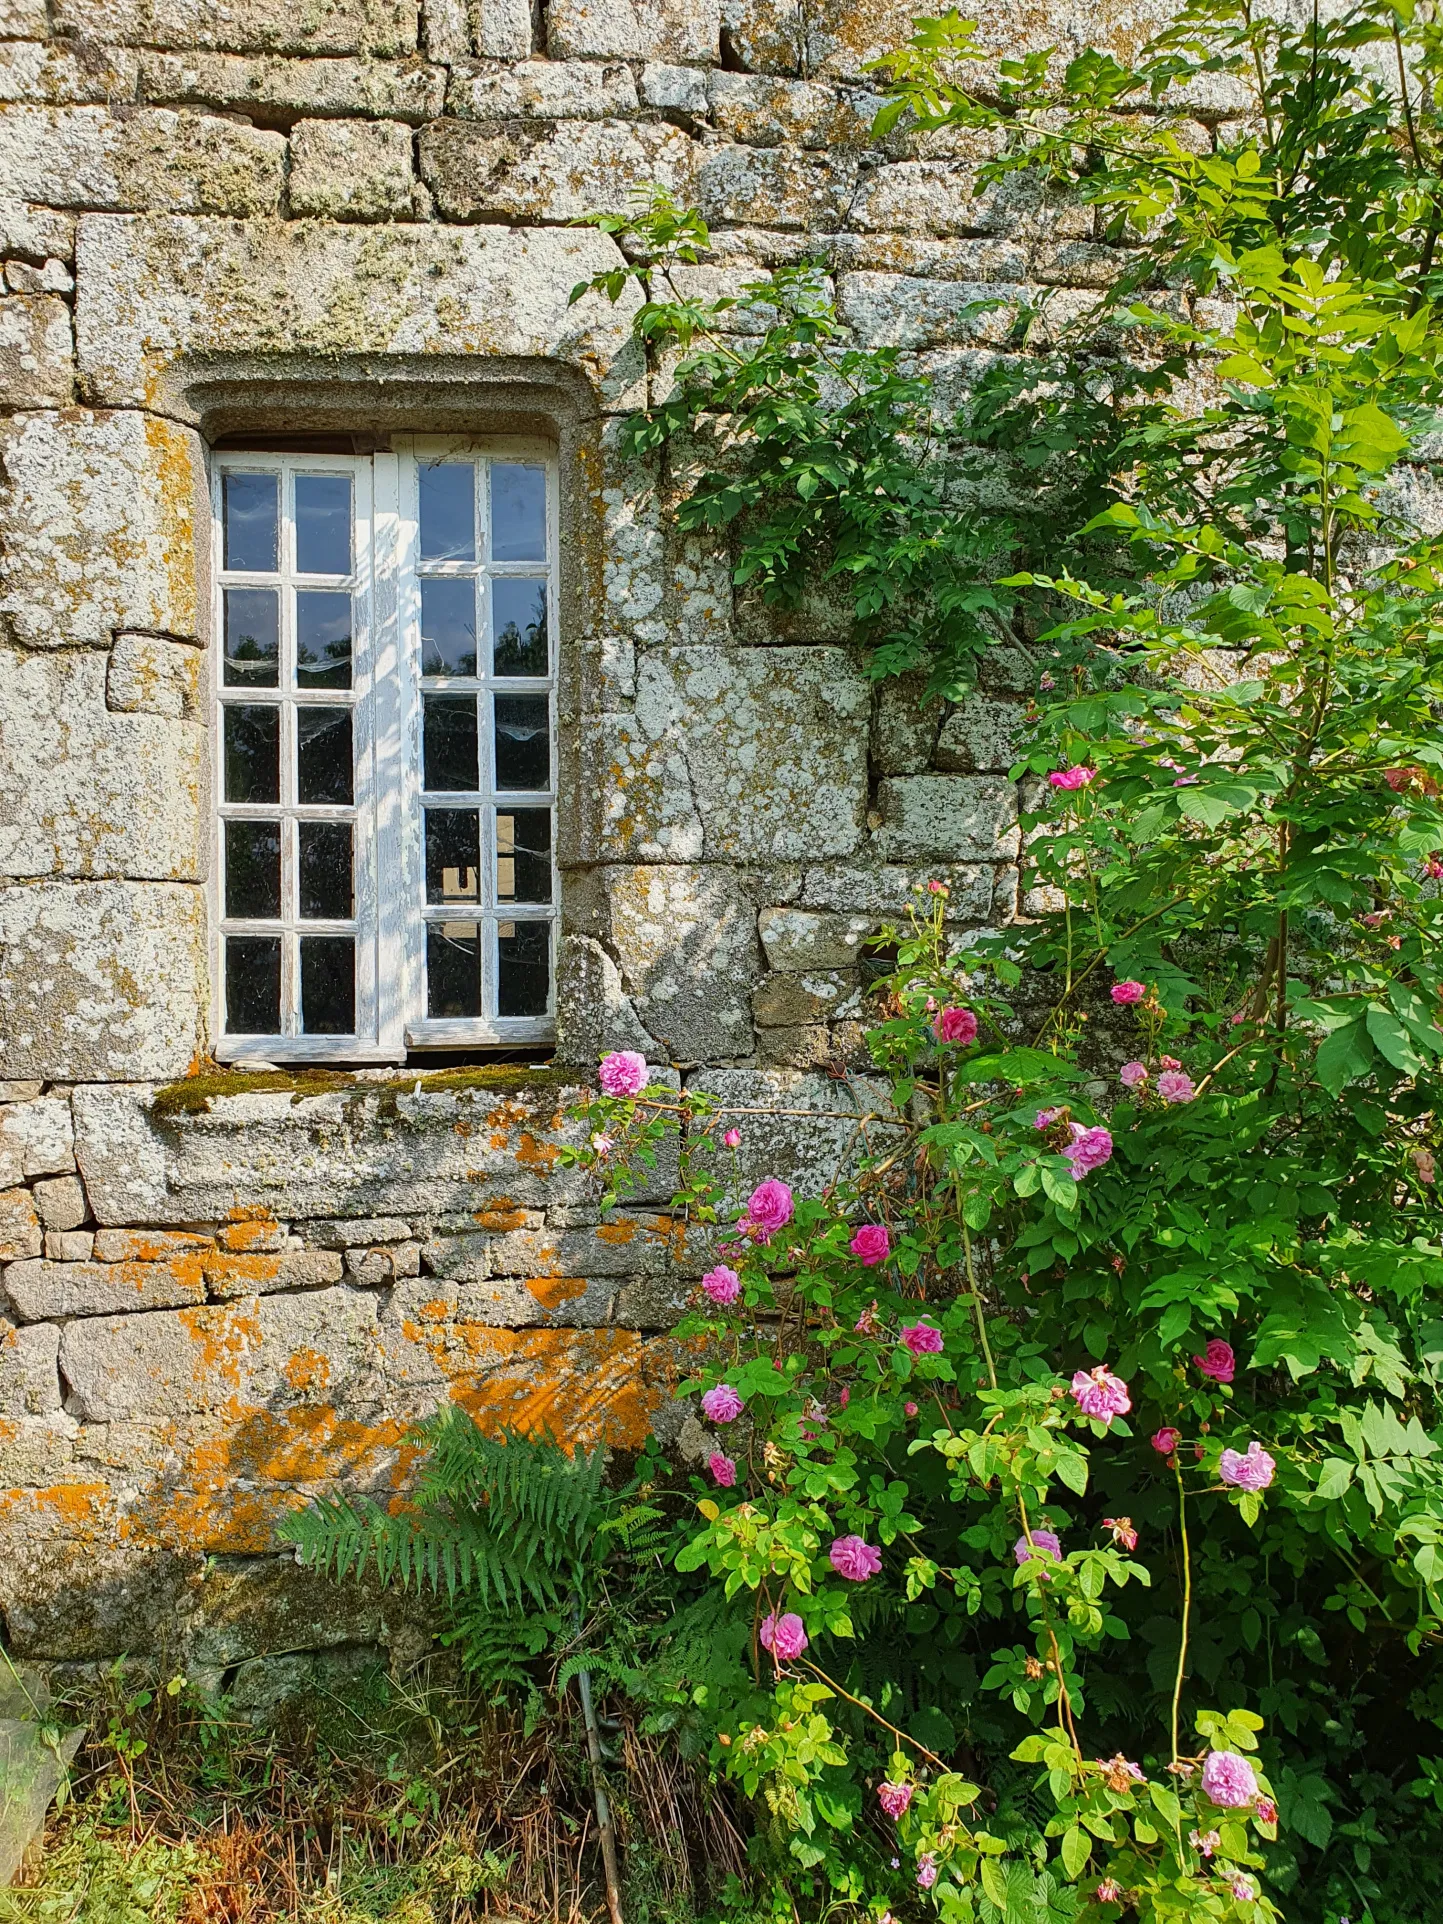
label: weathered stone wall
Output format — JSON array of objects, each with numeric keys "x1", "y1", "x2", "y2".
[{"x1": 0, "y1": 0, "x2": 1186, "y2": 1676}]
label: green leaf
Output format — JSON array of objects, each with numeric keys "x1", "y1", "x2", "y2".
[
  {"x1": 1366, "y1": 1007, "x2": 1426, "y2": 1076},
  {"x1": 1315, "y1": 1018, "x2": 1376, "y2": 1093},
  {"x1": 1060, "y1": 1825, "x2": 1090, "y2": 1878}
]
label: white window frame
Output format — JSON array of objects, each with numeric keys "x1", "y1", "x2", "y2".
[{"x1": 209, "y1": 438, "x2": 559, "y2": 1064}]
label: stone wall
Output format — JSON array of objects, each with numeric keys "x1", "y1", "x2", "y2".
[{"x1": 0, "y1": 0, "x2": 1186, "y2": 1674}]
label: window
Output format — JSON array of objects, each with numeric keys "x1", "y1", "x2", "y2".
[{"x1": 212, "y1": 440, "x2": 558, "y2": 1061}]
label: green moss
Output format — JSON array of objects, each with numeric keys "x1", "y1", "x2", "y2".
[{"x1": 148, "y1": 1063, "x2": 577, "y2": 1121}]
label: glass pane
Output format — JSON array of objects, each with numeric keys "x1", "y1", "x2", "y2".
[
  {"x1": 294, "y1": 474, "x2": 351, "y2": 575},
  {"x1": 423, "y1": 695, "x2": 479, "y2": 792},
  {"x1": 425, "y1": 809, "x2": 480, "y2": 906},
  {"x1": 419, "y1": 462, "x2": 475, "y2": 563},
  {"x1": 420, "y1": 578, "x2": 477, "y2": 677},
  {"x1": 223, "y1": 705, "x2": 279, "y2": 803},
  {"x1": 296, "y1": 590, "x2": 352, "y2": 688},
  {"x1": 427, "y1": 922, "x2": 481, "y2": 1019},
  {"x1": 222, "y1": 471, "x2": 277, "y2": 573},
  {"x1": 299, "y1": 821, "x2": 354, "y2": 919},
  {"x1": 491, "y1": 463, "x2": 546, "y2": 561},
  {"x1": 498, "y1": 920, "x2": 550, "y2": 1017},
  {"x1": 223, "y1": 587, "x2": 279, "y2": 687},
  {"x1": 496, "y1": 809, "x2": 551, "y2": 904},
  {"x1": 224, "y1": 935, "x2": 280, "y2": 1034},
  {"x1": 491, "y1": 579, "x2": 548, "y2": 677},
  {"x1": 301, "y1": 936, "x2": 355, "y2": 1034},
  {"x1": 296, "y1": 707, "x2": 353, "y2": 805},
  {"x1": 224, "y1": 820, "x2": 281, "y2": 919},
  {"x1": 494, "y1": 694, "x2": 550, "y2": 791}
]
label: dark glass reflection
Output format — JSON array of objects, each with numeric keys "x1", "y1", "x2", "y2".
[
  {"x1": 294, "y1": 474, "x2": 351, "y2": 575},
  {"x1": 494, "y1": 694, "x2": 550, "y2": 790},
  {"x1": 498, "y1": 920, "x2": 550, "y2": 1017},
  {"x1": 223, "y1": 587, "x2": 279, "y2": 687},
  {"x1": 425, "y1": 809, "x2": 480, "y2": 905},
  {"x1": 419, "y1": 463, "x2": 476, "y2": 563},
  {"x1": 224, "y1": 820, "x2": 281, "y2": 918},
  {"x1": 225, "y1": 935, "x2": 280, "y2": 1034},
  {"x1": 423, "y1": 695, "x2": 479, "y2": 792},
  {"x1": 296, "y1": 707, "x2": 353, "y2": 805},
  {"x1": 301, "y1": 936, "x2": 355, "y2": 1034},
  {"x1": 427, "y1": 922, "x2": 481, "y2": 1018},
  {"x1": 296, "y1": 591, "x2": 352, "y2": 688},
  {"x1": 491, "y1": 463, "x2": 546, "y2": 561},
  {"x1": 299, "y1": 821, "x2": 354, "y2": 919},
  {"x1": 420, "y1": 578, "x2": 477, "y2": 677},
  {"x1": 491, "y1": 579, "x2": 548, "y2": 677},
  {"x1": 223, "y1": 472, "x2": 277, "y2": 573},
  {"x1": 496, "y1": 809, "x2": 552, "y2": 904},
  {"x1": 223, "y1": 705, "x2": 279, "y2": 803}
]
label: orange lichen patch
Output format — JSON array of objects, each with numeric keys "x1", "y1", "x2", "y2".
[
  {"x1": 443, "y1": 1328, "x2": 682, "y2": 1452},
  {"x1": 176, "y1": 1301, "x2": 262, "y2": 1394},
  {"x1": 595, "y1": 1218, "x2": 638, "y2": 1247},
  {"x1": 526, "y1": 1274, "x2": 588, "y2": 1311},
  {"x1": 96, "y1": 1229, "x2": 213, "y2": 1263},
  {"x1": 282, "y1": 1348, "x2": 332, "y2": 1393},
  {"x1": 217, "y1": 1215, "x2": 282, "y2": 1252},
  {"x1": 514, "y1": 1130, "x2": 559, "y2": 1173},
  {"x1": 117, "y1": 1256, "x2": 209, "y2": 1301},
  {"x1": 473, "y1": 1203, "x2": 530, "y2": 1231},
  {"x1": 0, "y1": 1481, "x2": 111, "y2": 1531},
  {"x1": 203, "y1": 1250, "x2": 284, "y2": 1292}
]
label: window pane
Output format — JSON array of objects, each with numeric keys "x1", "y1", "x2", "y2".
[
  {"x1": 427, "y1": 923, "x2": 481, "y2": 1018},
  {"x1": 494, "y1": 694, "x2": 550, "y2": 791},
  {"x1": 223, "y1": 705, "x2": 279, "y2": 803},
  {"x1": 423, "y1": 695, "x2": 479, "y2": 792},
  {"x1": 225, "y1": 935, "x2": 280, "y2": 1034},
  {"x1": 299, "y1": 821, "x2": 354, "y2": 919},
  {"x1": 223, "y1": 471, "x2": 277, "y2": 573},
  {"x1": 296, "y1": 707, "x2": 353, "y2": 805},
  {"x1": 492, "y1": 579, "x2": 547, "y2": 677},
  {"x1": 223, "y1": 587, "x2": 279, "y2": 687},
  {"x1": 496, "y1": 809, "x2": 551, "y2": 904},
  {"x1": 419, "y1": 462, "x2": 475, "y2": 563},
  {"x1": 491, "y1": 463, "x2": 546, "y2": 561},
  {"x1": 425, "y1": 809, "x2": 480, "y2": 905},
  {"x1": 420, "y1": 578, "x2": 477, "y2": 677},
  {"x1": 224, "y1": 820, "x2": 281, "y2": 918},
  {"x1": 296, "y1": 590, "x2": 352, "y2": 688},
  {"x1": 301, "y1": 936, "x2": 355, "y2": 1034},
  {"x1": 497, "y1": 920, "x2": 550, "y2": 1017},
  {"x1": 295, "y1": 474, "x2": 352, "y2": 575}
]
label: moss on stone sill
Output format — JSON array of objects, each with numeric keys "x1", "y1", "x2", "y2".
[{"x1": 149, "y1": 1062, "x2": 577, "y2": 1120}]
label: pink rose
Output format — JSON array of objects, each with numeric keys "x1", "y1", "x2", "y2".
[
  {"x1": 933, "y1": 1006, "x2": 978, "y2": 1045},
  {"x1": 1048, "y1": 766, "x2": 1096, "y2": 790},
  {"x1": 877, "y1": 1781, "x2": 914, "y2": 1819},
  {"x1": 915, "y1": 1854, "x2": 938, "y2": 1890},
  {"x1": 854, "y1": 1301, "x2": 880, "y2": 1334},
  {"x1": 598, "y1": 1050, "x2": 647, "y2": 1097},
  {"x1": 850, "y1": 1224, "x2": 891, "y2": 1267},
  {"x1": 1157, "y1": 1069, "x2": 1195, "y2": 1104},
  {"x1": 723, "y1": 1127, "x2": 742, "y2": 1148},
  {"x1": 901, "y1": 1322, "x2": 943, "y2": 1355},
  {"x1": 1193, "y1": 1339, "x2": 1235, "y2": 1384},
  {"x1": 1119, "y1": 1060, "x2": 1148, "y2": 1088},
  {"x1": 1151, "y1": 1426, "x2": 1181, "y2": 1455},
  {"x1": 829, "y1": 1534, "x2": 882, "y2": 1581},
  {"x1": 1255, "y1": 1797, "x2": 1277, "y2": 1826},
  {"x1": 1070, "y1": 1365, "x2": 1131, "y2": 1424},
  {"x1": 742, "y1": 1178, "x2": 794, "y2": 1242},
  {"x1": 701, "y1": 1384, "x2": 743, "y2": 1424},
  {"x1": 701, "y1": 1265, "x2": 741, "y2": 1305},
  {"x1": 904, "y1": 1401, "x2": 919, "y2": 1417},
  {"x1": 1425, "y1": 857, "x2": 1443, "y2": 880},
  {"x1": 1200, "y1": 1749, "x2": 1259, "y2": 1808},
  {"x1": 1036, "y1": 1106, "x2": 1063, "y2": 1129},
  {"x1": 1064, "y1": 1124, "x2": 1113, "y2": 1176},
  {"x1": 1014, "y1": 1529, "x2": 1061, "y2": 1566},
  {"x1": 1219, "y1": 1440, "x2": 1276, "y2": 1491},
  {"x1": 708, "y1": 1452, "x2": 737, "y2": 1487},
  {"x1": 759, "y1": 1611, "x2": 808, "y2": 1661},
  {"x1": 1111, "y1": 981, "x2": 1146, "y2": 1004}
]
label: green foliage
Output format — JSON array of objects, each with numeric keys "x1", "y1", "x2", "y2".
[{"x1": 554, "y1": 3, "x2": 1443, "y2": 1921}]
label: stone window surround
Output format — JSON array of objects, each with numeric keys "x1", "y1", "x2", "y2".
[{"x1": 177, "y1": 357, "x2": 602, "y2": 1067}]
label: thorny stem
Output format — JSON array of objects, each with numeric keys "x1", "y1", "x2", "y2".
[
  {"x1": 796, "y1": 1659, "x2": 952, "y2": 1773},
  {"x1": 1016, "y1": 1499, "x2": 1083, "y2": 1758},
  {"x1": 1170, "y1": 1464, "x2": 1193, "y2": 1767},
  {"x1": 960, "y1": 1222, "x2": 998, "y2": 1392}
]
